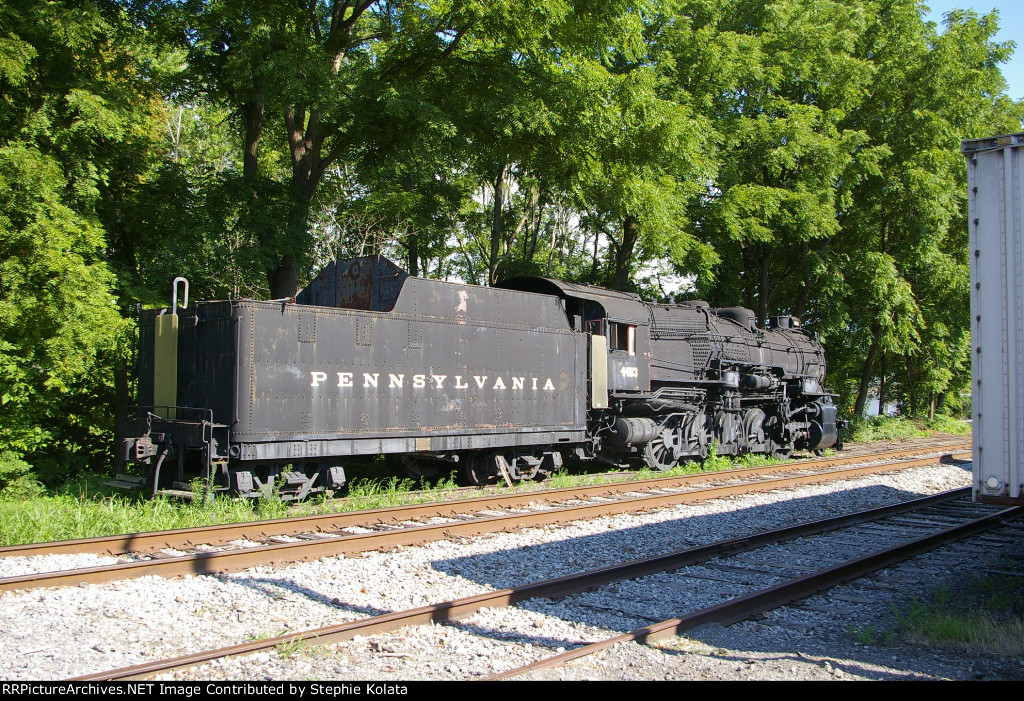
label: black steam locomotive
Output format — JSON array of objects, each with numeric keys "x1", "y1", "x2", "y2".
[{"x1": 115, "y1": 256, "x2": 839, "y2": 499}]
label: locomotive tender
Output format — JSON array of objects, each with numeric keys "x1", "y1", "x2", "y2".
[{"x1": 116, "y1": 255, "x2": 839, "y2": 499}]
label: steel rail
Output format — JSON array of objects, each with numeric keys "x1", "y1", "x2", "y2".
[
  {"x1": 487, "y1": 504, "x2": 1024, "y2": 680},
  {"x1": 0, "y1": 450, "x2": 972, "y2": 593},
  {"x1": 71, "y1": 487, "x2": 975, "y2": 681},
  {"x1": 0, "y1": 443, "x2": 970, "y2": 559}
]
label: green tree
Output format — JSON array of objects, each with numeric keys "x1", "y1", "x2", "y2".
[
  {"x1": 0, "y1": 0, "x2": 155, "y2": 487},
  {"x1": 839, "y1": 2, "x2": 1024, "y2": 416},
  {"x1": 571, "y1": 57, "x2": 717, "y2": 291},
  {"x1": 664, "y1": 0, "x2": 880, "y2": 325},
  {"x1": 177, "y1": 0, "x2": 516, "y2": 297}
]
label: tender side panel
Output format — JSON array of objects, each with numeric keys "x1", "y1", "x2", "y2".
[
  {"x1": 178, "y1": 302, "x2": 238, "y2": 423},
  {"x1": 230, "y1": 285, "x2": 586, "y2": 461},
  {"x1": 136, "y1": 302, "x2": 238, "y2": 420}
]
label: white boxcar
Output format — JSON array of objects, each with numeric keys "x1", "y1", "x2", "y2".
[{"x1": 963, "y1": 132, "x2": 1024, "y2": 504}]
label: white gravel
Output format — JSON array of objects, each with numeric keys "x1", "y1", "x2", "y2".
[{"x1": 4, "y1": 459, "x2": 1019, "y2": 681}]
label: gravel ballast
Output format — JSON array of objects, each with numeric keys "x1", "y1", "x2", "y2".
[{"x1": 3, "y1": 458, "x2": 1021, "y2": 681}]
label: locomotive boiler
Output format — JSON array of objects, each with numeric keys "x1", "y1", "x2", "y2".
[{"x1": 115, "y1": 256, "x2": 839, "y2": 499}]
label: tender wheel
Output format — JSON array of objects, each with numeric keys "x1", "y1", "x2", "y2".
[{"x1": 461, "y1": 453, "x2": 496, "y2": 486}]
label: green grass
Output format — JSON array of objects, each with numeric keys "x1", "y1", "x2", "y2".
[
  {"x1": 275, "y1": 636, "x2": 310, "y2": 659},
  {"x1": 846, "y1": 564, "x2": 1024, "y2": 655},
  {"x1": 0, "y1": 413, "x2": 971, "y2": 547},
  {"x1": 847, "y1": 416, "x2": 930, "y2": 442},
  {"x1": 922, "y1": 414, "x2": 973, "y2": 436},
  {"x1": 0, "y1": 484, "x2": 289, "y2": 547},
  {"x1": 846, "y1": 414, "x2": 971, "y2": 443},
  {"x1": 846, "y1": 623, "x2": 896, "y2": 646},
  {"x1": 894, "y1": 571, "x2": 1024, "y2": 655},
  {"x1": 899, "y1": 608, "x2": 1024, "y2": 654},
  {"x1": 0, "y1": 466, "x2": 466, "y2": 546},
  {"x1": 339, "y1": 472, "x2": 460, "y2": 510},
  {"x1": 0, "y1": 449, "x2": 780, "y2": 546}
]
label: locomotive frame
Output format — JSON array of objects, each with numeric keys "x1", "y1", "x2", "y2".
[{"x1": 115, "y1": 256, "x2": 840, "y2": 499}]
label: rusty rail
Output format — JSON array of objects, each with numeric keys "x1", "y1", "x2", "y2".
[
  {"x1": 488, "y1": 501, "x2": 1023, "y2": 680},
  {"x1": 73, "y1": 486, "x2": 980, "y2": 681},
  {"x1": 0, "y1": 448, "x2": 971, "y2": 593}
]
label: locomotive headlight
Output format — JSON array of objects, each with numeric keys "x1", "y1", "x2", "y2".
[{"x1": 801, "y1": 378, "x2": 819, "y2": 394}]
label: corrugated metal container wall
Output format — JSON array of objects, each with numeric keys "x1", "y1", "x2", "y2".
[{"x1": 963, "y1": 132, "x2": 1024, "y2": 504}]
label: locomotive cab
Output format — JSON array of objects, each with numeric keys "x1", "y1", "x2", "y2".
[{"x1": 495, "y1": 277, "x2": 652, "y2": 401}]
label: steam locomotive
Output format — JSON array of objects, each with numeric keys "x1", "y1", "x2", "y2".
[{"x1": 115, "y1": 256, "x2": 839, "y2": 499}]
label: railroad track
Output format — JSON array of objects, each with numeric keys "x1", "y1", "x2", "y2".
[
  {"x1": 0, "y1": 444, "x2": 970, "y2": 594},
  {"x1": 69, "y1": 483, "x2": 1020, "y2": 681},
  {"x1": 492, "y1": 491, "x2": 1022, "y2": 680}
]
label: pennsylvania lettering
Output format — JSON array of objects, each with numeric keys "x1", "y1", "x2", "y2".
[{"x1": 310, "y1": 371, "x2": 557, "y2": 393}]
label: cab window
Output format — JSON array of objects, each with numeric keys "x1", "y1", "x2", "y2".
[{"x1": 609, "y1": 323, "x2": 635, "y2": 355}]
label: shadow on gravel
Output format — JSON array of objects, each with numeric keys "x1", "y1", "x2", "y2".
[
  {"x1": 431, "y1": 480, "x2": 968, "y2": 590},
  {"x1": 423, "y1": 471, "x2": 1009, "y2": 680},
  {"x1": 218, "y1": 576, "x2": 397, "y2": 620},
  {"x1": 643, "y1": 635, "x2": 939, "y2": 681}
]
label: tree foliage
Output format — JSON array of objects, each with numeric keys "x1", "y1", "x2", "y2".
[
  {"x1": 0, "y1": 0, "x2": 152, "y2": 489},
  {"x1": 834, "y1": 1, "x2": 1024, "y2": 417},
  {"x1": 0, "y1": 0, "x2": 1021, "y2": 488}
]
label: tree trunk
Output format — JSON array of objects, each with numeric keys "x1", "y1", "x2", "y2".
[
  {"x1": 278, "y1": 105, "x2": 346, "y2": 298},
  {"x1": 241, "y1": 94, "x2": 303, "y2": 300},
  {"x1": 407, "y1": 234, "x2": 420, "y2": 277},
  {"x1": 267, "y1": 255, "x2": 300, "y2": 299},
  {"x1": 612, "y1": 215, "x2": 639, "y2": 290},
  {"x1": 402, "y1": 174, "x2": 419, "y2": 277},
  {"x1": 757, "y1": 247, "x2": 771, "y2": 326},
  {"x1": 793, "y1": 239, "x2": 827, "y2": 321},
  {"x1": 488, "y1": 167, "x2": 504, "y2": 285},
  {"x1": 741, "y1": 246, "x2": 756, "y2": 312},
  {"x1": 854, "y1": 323, "x2": 881, "y2": 417},
  {"x1": 114, "y1": 356, "x2": 130, "y2": 434},
  {"x1": 528, "y1": 192, "x2": 547, "y2": 260},
  {"x1": 222, "y1": 2, "x2": 388, "y2": 300},
  {"x1": 241, "y1": 97, "x2": 264, "y2": 182},
  {"x1": 906, "y1": 355, "x2": 916, "y2": 416},
  {"x1": 878, "y1": 351, "x2": 886, "y2": 417}
]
